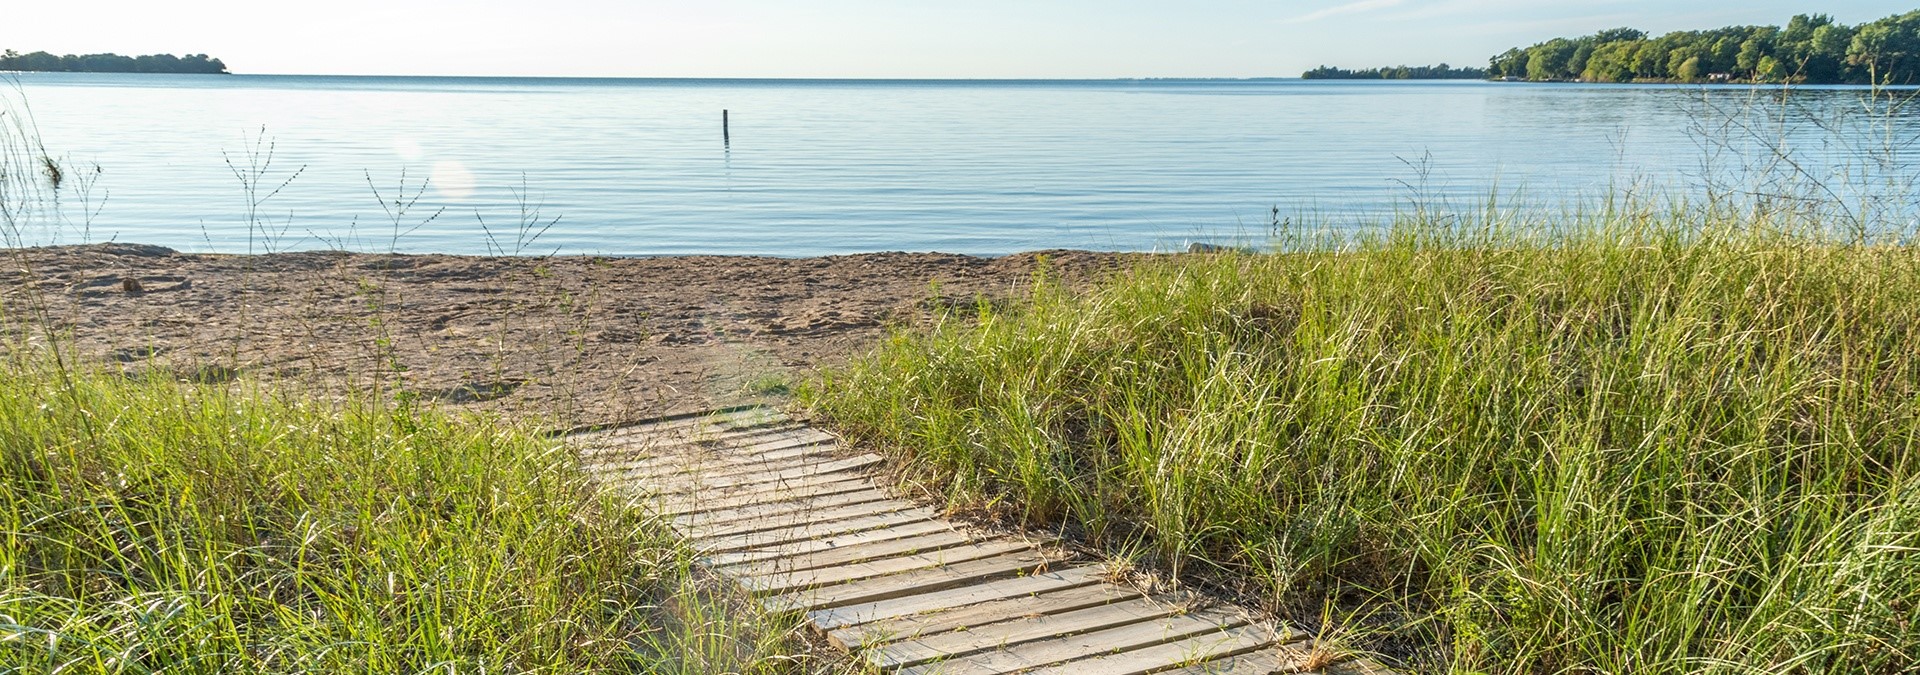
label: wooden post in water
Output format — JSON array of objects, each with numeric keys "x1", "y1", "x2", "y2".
[{"x1": 723, "y1": 109, "x2": 730, "y2": 146}]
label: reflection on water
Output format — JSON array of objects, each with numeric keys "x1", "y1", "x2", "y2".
[{"x1": 9, "y1": 74, "x2": 1918, "y2": 255}]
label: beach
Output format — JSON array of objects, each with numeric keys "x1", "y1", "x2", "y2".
[{"x1": 3, "y1": 243, "x2": 1133, "y2": 425}]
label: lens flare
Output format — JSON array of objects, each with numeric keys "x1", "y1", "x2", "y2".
[{"x1": 431, "y1": 160, "x2": 476, "y2": 201}]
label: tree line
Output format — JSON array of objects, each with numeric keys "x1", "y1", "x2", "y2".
[
  {"x1": 0, "y1": 50, "x2": 229, "y2": 74},
  {"x1": 1302, "y1": 63, "x2": 1488, "y2": 80},
  {"x1": 1488, "y1": 11, "x2": 1920, "y2": 84}
]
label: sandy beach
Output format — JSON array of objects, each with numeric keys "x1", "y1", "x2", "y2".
[{"x1": 2, "y1": 243, "x2": 1136, "y2": 426}]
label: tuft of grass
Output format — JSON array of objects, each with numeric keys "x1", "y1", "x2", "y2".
[
  {"x1": 805, "y1": 203, "x2": 1920, "y2": 674},
  {"x1": 0, "y1": 350, "x2": 798, "y2": 674}
]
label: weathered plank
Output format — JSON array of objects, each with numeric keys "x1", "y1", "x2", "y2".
[
  {"x1": 578, "y1": 423, "x2": 808, "y2": 461},
  {"x1": 761, "y1": 549, "x2": 1059, "y2": 613},
  {"x1": 740, "y1": 539, "x2": 1033, "y2": 596},
  {"x1": 619, "y1": 453, "x2": 876, "y2": 492},
  {"x1": 584, "y1": 436, "x2": 833, "y2": 474},
  {"x1": 866, "y1": 597, "x2": 1185, "y2": 669},
  {"x1": 582, "y1": 418, "x2": 804, "y2": 447},
  {"x1": 674, "y1": 488, "x2": 896, "y2": 530},
  {"x1": 629, "y1": 469, "x2": 871, "y2": 510},
  {"x1": 637, "y1": 473, "x2": 875, "y2": 516},
  {"x1": 598, "y1": 445, "x2": 836, "y2": 483},
  {"x1": 577, "y1": 408, "x2": 788, "y2": 442},
  {"x1": 661, "y1": 444, "x2": 842, "y2": 479},
  {"x1": 688, "y1": 498, "x2": 921, "y2": 539},
  {"x1": 1018, "y1": 622, "x2": 1286, "y2": 675},
  {"x1": 808, "y1": 565, "x2": 1108, "y2": 630},
  {"x1": 721, "y1": 528, "x2": 982, "y2": 576},
  {"x1": 727, "y1": 432, "x2": 841, "y2": 454},
  {"x1": 697, "y1": 507, "x2": 940, "y2": 554},
  {"x1": 892, "y1": 607, "x2": 1250, "y2": 675},
  {"x1": 622, "y1": 453, "x2": 882, "y2": 493},
  {"x1": 826, "y1": 582, "x2": 1145, "y2": 650},
  {"x1": 702, "y1": 520, "x2": 961, "y2": 567}
]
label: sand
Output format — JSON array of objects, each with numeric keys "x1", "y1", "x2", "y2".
[{"x1": 3, "y1": 243, "x2": 1137, "y2": 426}]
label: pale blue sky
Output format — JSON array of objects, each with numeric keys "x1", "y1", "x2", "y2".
[{"x1": 5, "y1": 1, "x2": 1913, "y2": 77}]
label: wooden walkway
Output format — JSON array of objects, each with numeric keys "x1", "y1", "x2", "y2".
[{"x1": 570, "y1": 406, "x2": 1384, "y2": 675}]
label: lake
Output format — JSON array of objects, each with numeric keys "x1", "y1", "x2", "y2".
[{"x1": 5, "y1": 73, "x2": 1912, "y2": 256}]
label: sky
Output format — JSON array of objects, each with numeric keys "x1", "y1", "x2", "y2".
[{"x1": 4, "y1": 1, "x2": 1915, "y2": 78}]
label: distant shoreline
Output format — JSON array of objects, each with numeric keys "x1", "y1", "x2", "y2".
[
  {"x1": 0, "y1": 50, "x2": 228, "y2": 75},
  {"x1": 13, "y1": 72, "x2": 1914, "y2": 88}
]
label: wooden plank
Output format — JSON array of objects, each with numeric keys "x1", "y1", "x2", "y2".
[
  {"x1": 700, "y1": 437, "x2": 836, "y2": 461},
  {"x1": 578, "y1": 408, "x2": 788, "y2": 441},
  {"x1": 608, "y1": 444, "x2": 840, "y2": 483},
  {"x1": 1018, "y1": 622, "x2": 1285, "y2": 675},
  {"x1": 712, "y1": 409, "x2": 792, "y2": 430},
  {"x1": 808, "y1": 565, "x2": 1107, "y2": 630},
  {"x1": 590, "y1": 414, "x2": 794, "y2": 439},
  {"x1": 725, "y1": 432, "x2": 838, "y2": 454},
  {"x1": 674, "y1": 488, "x2": 895, "y2": 530},
  {"x1": 892, "y1": 607, "x2": 1250, "y2": 675},
  {"x1": 761, "y1": 550, "x2": 1058, "y2": 613},
  {"x1": 583, "y1": 438, "x2": 832, "y2": 474},
  {"x1": 623, "y1": 453, "x2": 882, "y2": 493},
  {"x1": 646, "y1": 476, "x2": 876, "y2": 518},
  {"x1": 721, "y1": 528, "x2": 981, "y2": 576},
  {"x1": 703, "y1": 520, "x2": 960, "y2": 567},
  {"x1": 688, "y1": 498, "x2": 920, "y2": 538},
  {"x1": 570, "y1": 407, "x2": 764, "y2": 436},
  {"x1": 624, "y1": 463, "x2": 873, "y2": 505},
  {"x1": 623, "y1": 425, "x2": 830, "y2": 451},
  {"x1": 697, "y1": 508, "x2": 940, "y2": 554},
  {"x1": 601, "y1": 444, "x2": 846, "y2": 483},
  {"x1": 739, "y1": 539, "x2": 1033, "y2": 596},
  {"x1": 577, "y1": 421, "x2": 807, "y2": 458},
  {"x1": 827, "y1": 583, "x2": 1144, "y2": 650},
  {"x1": 702, "y1": 424, "x2": 829, "y2": 443},
  {"x1": 867, "y1": 597, "x2": 1185, "y2": 669},
  {"x1": 592, "y1": 451, "x2": 767, "y2": 480},
  {"x1": 676, "y1": 426, "x2": 829, "y2": 452}
]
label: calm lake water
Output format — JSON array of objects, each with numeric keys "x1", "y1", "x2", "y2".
[{"x1": 6, "y1": 73, "x2": 1913, "y2": 255}]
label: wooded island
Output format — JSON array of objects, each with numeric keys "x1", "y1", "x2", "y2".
[
  {"x1": 0, "y1": 50, "x2": 228, "y2": 74},
  {"x1": 1309, "y1": 10, "x2": 1920, "y2": 84}
]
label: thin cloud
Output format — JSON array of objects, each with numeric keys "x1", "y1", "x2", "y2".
[{"x1": 1286, "y1": 0, "x2": 1405, "y2": 24}]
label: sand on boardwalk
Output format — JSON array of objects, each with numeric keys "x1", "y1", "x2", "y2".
[{"x1": 1, "y1": 243, "x2": 1137, "y2": 426}]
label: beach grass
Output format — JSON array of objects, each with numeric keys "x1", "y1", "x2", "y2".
[
  {"x1": 0, "y1": 347, "x2": 803, "y2": 674},
  {"x1": 804, "y1": 202, "x2": 1920, "y2": 674}
]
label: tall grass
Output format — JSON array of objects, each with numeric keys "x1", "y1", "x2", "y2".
[
  {"x1": 0, "y1": 349, "x2": 802, "y2": 673},
  {"x1": 806, "y1": 203, "x2": 1920, "y2": 673}
]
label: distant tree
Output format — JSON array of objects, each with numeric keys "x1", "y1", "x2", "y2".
[
  {"x1": 1490, "y1": 11, "x2": 1920, "y2": 84},
  {"x1": 1301, "y1": 63, "x2": 1488, "y2": 80},
  {"x1": 12, "y1": 51, "x2": 61, "y2": 71},
  {"x1": 1639, "y1": 39, "x2": 1680, "y2": 79},
  {"x1": 1757, "y1": 55, "x2": 1786, "y2": 81},
  {"x1": 1709, "y1": 36, "x2": 1741, "y2": 73},
  {"x1": 1526, "y1": 39, "x2": 1578, "y2": 80},
  {"x1": 1593, "y1": 27, "x2": 1648, "y2": 43},
  {"x1": 1488, "y1": 48, "x2": 1529, "y2": 78},
  {"x1": 0, "y1": 49, "x2": 229, "y2": 74},
  {"x1": 1848, "y1": 11, "x2": 1920, "y2": 83},
  {"x1": 1676, "y1": 56, "x2": 1704, "y2": 82},
  {"x1": 1582, "y1": 41, "x2": 1637, "y2": 82}
]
